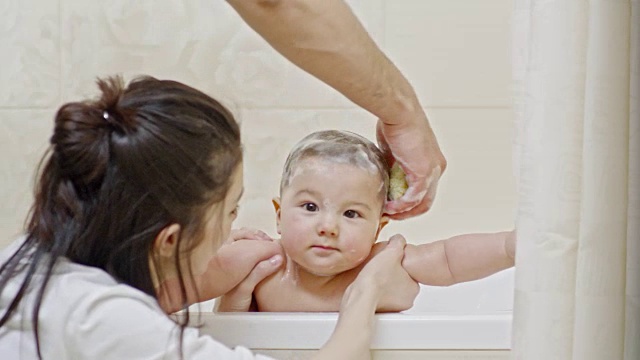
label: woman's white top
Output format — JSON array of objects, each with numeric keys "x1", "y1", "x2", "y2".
[{"x1": 0, "y1": 240, "x2": 273, "y2": 359}]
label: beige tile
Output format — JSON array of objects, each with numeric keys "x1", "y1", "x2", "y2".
[
  {"x1": 384, "y1": 0, "x2": 511, "y2": 107},
  {"x1": 0, "y1": 110, "x2": 55, "y2": 249},
  {"x1": 60, "y1": 0, "x2": 243, "y2": 103},
  {"x1": 60, "y1": 0, "x2": 383, "y2": 109},
  {"x1": 350, "y1": 0, "x2": 386, "y2": 46},
  {"x1": 0, "y1": 1, "x2": 59, "y2": 108}
]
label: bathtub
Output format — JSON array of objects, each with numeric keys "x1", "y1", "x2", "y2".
[{"x1": 189, "y1": 269, "x2": 514, "y2": 358}]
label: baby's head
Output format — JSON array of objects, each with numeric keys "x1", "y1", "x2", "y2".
[{"x1": 274, "y1": 130, "x2": 390, "y2": 277}]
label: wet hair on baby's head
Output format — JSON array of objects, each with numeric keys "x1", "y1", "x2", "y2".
[{"x1": 280, "y1": 130, "x2": 390, "y2": 202}]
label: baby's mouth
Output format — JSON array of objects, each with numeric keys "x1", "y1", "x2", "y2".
[{"x1": 311, "y1": 245, "x2": 338, "y2": 251}]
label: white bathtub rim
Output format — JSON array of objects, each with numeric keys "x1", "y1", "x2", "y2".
[{"x1": 189, "y1": 311, "x2": 512, "y2": 350}]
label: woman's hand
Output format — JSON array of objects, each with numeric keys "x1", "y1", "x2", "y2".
[
  {"x1": 353, "y1": 234, "x2": 420, "y2": 312},
  {"x1": 377, "y1": 117, "x2": 446, "y2": 220},
  {"x1": 315, "y1": 234, "x2": 418, "y2": 360},
  {"x1": 158, "y1": 228, "x2": 283, "y2": 312},
  {"x1": 214, "y1": 252, "x2": 282, "y2": 312},
  {"x1": 213, "y1": 228, "x2": 284, "y2": 312}
]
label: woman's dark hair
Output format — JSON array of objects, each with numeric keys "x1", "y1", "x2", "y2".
[{"x1": 0, "y1": 75, "x2": 242, "y2": 357}]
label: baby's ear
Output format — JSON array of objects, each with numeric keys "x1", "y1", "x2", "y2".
[
  {"x1": 272, "y1": 197, "x2": 282, "y2": 234},
  {"x1": 375, "y1": 216, "x2": 390, "y2": 239}
]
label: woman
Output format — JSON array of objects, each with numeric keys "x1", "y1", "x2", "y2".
[{"x1": 0, "y1": 76, "x2": 418, "y2": 359}]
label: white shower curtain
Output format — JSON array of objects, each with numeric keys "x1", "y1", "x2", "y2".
[{"x1": 511, "y1": 0, "x2": 639, "y2": 359}]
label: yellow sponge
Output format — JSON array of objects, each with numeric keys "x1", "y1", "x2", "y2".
[{"x1": 388, "y1": 163, "x2": 408, "y2": 200}]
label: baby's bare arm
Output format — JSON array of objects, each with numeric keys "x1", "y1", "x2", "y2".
[{"x1": 402, "y1": 231, "x2": 516, "y2": 286}]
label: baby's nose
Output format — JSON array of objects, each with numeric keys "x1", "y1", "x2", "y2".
[{"x1": 317, "y1": 215, "x2": 339, "y2": 237}]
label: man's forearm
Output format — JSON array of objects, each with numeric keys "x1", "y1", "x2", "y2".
[{"x1": 226, "y1": 0, "x2": 425, "y2": 125}]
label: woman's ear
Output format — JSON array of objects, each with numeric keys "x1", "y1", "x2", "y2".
[
  {"x1": 375, "y1": 216, "x2": 390, "y2": 240},
  {"x1": 272, "y1": 197, "x2": 282, "y2": 234},
  {"x1": 153, "y1": 224, "x2": 182, "y2": 259}
]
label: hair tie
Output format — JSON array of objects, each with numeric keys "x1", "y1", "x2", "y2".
[{"x1": 103, "y1": 111, "x2": 110, "y2": 121}]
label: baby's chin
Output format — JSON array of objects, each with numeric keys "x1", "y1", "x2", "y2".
[{"x1": 295, "y1": 260, "x2": 354, "y2": 277}]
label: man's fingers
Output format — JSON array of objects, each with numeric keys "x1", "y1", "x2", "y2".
[
  {"x1": 386, "y1": 197, "x2": 432, "y2": 220},
  {"x1": 384, "y1": 197, "x2": 420, "y2": 216}
]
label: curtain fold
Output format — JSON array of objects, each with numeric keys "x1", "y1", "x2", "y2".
[{"x1": 511, "y1": 0, "x2": 639, "y2": 359}]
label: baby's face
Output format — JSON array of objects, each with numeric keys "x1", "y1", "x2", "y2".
[{"x1": 276, "y1": 158, "x2": 386, "y2": 277}]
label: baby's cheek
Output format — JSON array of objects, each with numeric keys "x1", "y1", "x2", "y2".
[{"x1": 344, "y1": 245, "x2": 371, "y2": 265}]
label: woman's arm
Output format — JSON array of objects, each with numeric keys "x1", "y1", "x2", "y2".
[
  {"x1": 156, "y1": 230, "x2": 283, "y2": 312},
  {"x1": 402, "y1": 230, "x2": 516, "y2": 286},
  {"x1": 226, "y1": 0, "x2": 446, "y2": 220},
  {"x1": 313, "y1": 235, "x2": 419, "y2": 360}
]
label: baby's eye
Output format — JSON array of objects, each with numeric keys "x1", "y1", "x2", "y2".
[
  {"x1": 343, "y1": 210, "x2": 361, "y2": 219},
  {"x1": 303, "y1": 203, "x2": 318, "y2": 212}
]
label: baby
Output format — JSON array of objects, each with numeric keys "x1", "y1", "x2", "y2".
[{"x1": 248, "y1": 130, "x2": 514, "y2": 312}]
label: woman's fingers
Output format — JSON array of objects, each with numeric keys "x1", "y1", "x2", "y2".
[
  {"x1": 354, "y1": 234, "x2": 418, "y2": 312},
  {"x1": 227, "y1": 227, "x2": 273, "y2": 243},
  {"x1": 386, "y1": 234, "x2": 407, "y2": 250},
  {"x1": 193, "y1": 240, "x2": 283, "y2": 301},
  {"x1": 215, "y1": 254, "x2": 283, "y2": 312},
  {"x1": 235, "y1": 254, "x2": 283, "y2": 293}
]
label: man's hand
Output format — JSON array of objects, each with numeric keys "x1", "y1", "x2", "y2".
[{"x1": 377, "y1": 118, "x2": 446, "y2": 220}]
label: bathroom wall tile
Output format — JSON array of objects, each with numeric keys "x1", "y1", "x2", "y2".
[
  {"x1": 60, "y1": 0, "x2": 243, "y2": 103},
  {"x1": 0, "y1": 110, "x2": 55, "y2": 249},
  {"x1": 60, "y1": 0, "x2": 383, "y2": 109},
  {"x1": 384, "y1": 0, "x2": 511, "y2": 107},
  {"x1": 234, "y1": 107, "x2": 516, "y2": 245},
  {"x1": 0, "y1": 1, "x2": 59, "y2": 108}
]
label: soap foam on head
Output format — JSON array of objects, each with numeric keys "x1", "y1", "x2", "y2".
[{"x1": 280, "y1": 130, "x2": 390, "y2": 204}]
